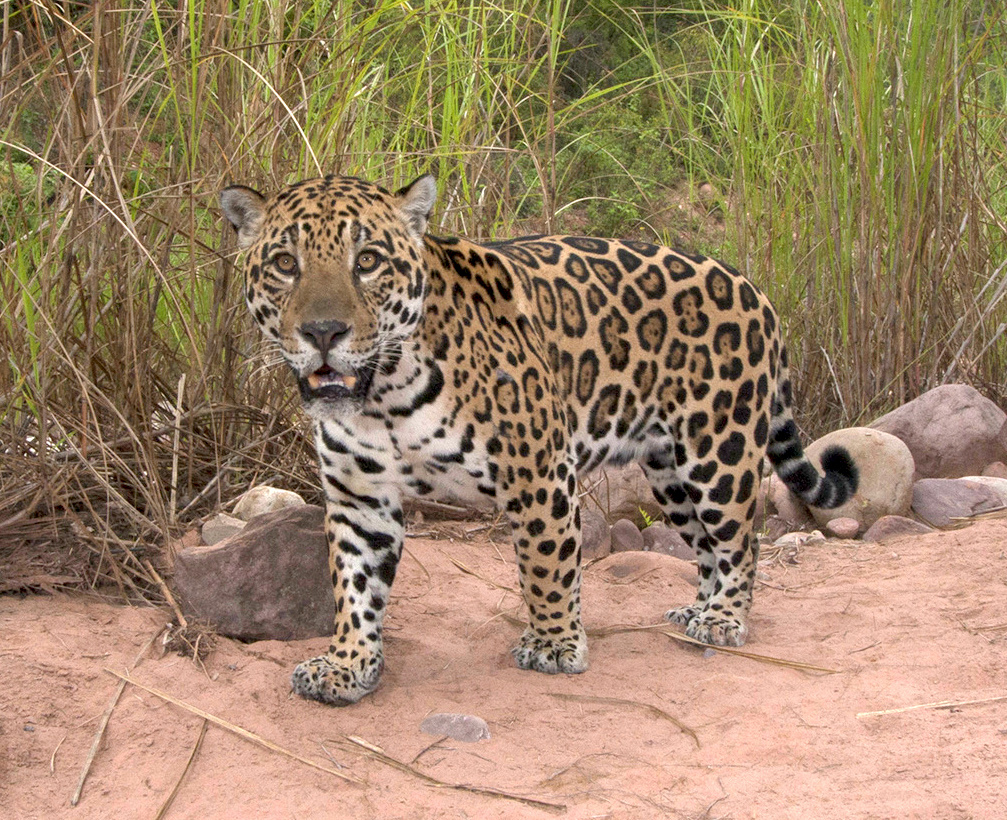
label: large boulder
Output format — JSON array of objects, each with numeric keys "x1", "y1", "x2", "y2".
[
  {"x1": 174, "y1": 505, "x2": 332, "y2": 641},
  {"x1": 870, "y1": 384, "x2": 1007, "y2": 479},
  {"x1": 802, "y1": 427, "x2": 915, "y2": 530}
]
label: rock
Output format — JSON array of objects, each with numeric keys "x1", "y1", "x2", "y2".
[
  {"x1": 862, "y1": 515, "x2": 936, "y2": 542},
  {"x1": 582, "y1": 463, "x2": 663, "y2": 526},
  {"x1": 641, "y1": 522, "x2": 695, "y2": 561},
  {"x1": 825, "y1": 517, "x2": 861, "y2": 539},
  {"x1": 870, "y1": 384, "x2": 1007, "y2": 479},
  {"x1": 580, "y1": 508, "x2": 612, "y2": 561},
  {"x1": 420, "y1": 713, "x2": 491, "y2": 742},
  {"x1": 767, "y1": 474, "x2": 817, "y2": 529},
  {"x1": 982, "y1": 461, "x2": 1007, "y2": 479},
  {"x1": 200, "y1": 513, "x2": 246, "y2": 546},
  {"x1": 803, "y1": 427, "x2": 915, "y2": 530},
  {"x1": 610, "y1": 518, "x2": 645, "y2": 553},
  {"x1": 955, "y1": 476, "x2": 1007, "y2": 505},
  {"x1": 911, "y1": 478, "x2": 1005, "y2": 528},
  {"x1": 174, "y1": 505, "x2": 331, "y2": 641},
  {"x1": 763, "y1": 515, "x2": 795, "y2": 542},
  {"x1": 232, "y1": 485, "x2": 307, "y2": 521}
]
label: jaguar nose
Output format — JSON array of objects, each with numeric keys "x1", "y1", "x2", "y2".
[{"x1": 300, "y1": 319, "x2": 350, "y2": 354}]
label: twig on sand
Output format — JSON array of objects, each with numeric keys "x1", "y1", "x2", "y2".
[
  {"x1": 142, "y1": 559, "x2": 187, "y2": 629},
  {"x1": 857, "y1": 693, "x2": 1007, "y2": 718},
  {"x1": 547, "y1": 693, "x2": 700, "y2": 748},
  {"x1": 71, "y1": 628, "x2": 164, "y2": 806},
  {"x1": 103, "y1": 671, "x2": 361, "y2": 785},
  {"x1": 153, "y1": 719, "x2": 207, "y2": 820},
  {"x1": 338, "y1": 734, "x2": 566, "y2": 814}
]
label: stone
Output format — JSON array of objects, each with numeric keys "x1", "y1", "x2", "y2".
[
  {"x1": 580, "y1": 508, "x2": 612, "y2": 561},
  {"x1": 870, "y1": 384, "x2": 1007, "y2": 479},
  {"x1": 609, "y1": 518, "x2": 645, "y2": 553},
  {"x1": 862, "y1": 515, "x2": 936, "y2": 543},
  {"x1": 767, "y1": 474, "x2": 817, "y2": 529},
  {"x1": 641, "y1": 522, "x2": 695, "y2": 561},
  {"x1": 581, "y1": 463, "x2": 663, "y2": 526},
  {"x1": 955, "y1": 476, "x2": 1007, "y2": 505},
  {"x1": 200, "y1": 513, "x2": 246, "y2": 546},
  {"x1": 420, "y1": 713, "x2": 491, "y2": 742},
  {"x1": 803, "y1": 427, "x2": 915, "y2": 530},
  {"x1": 825, "y1": 517, "x2": 861, "y2": 539},
  {"x1": 232, "y1": 485, "x2": 307, "y2": 521},
  {"x1": 911, "y1": 478, "x2": 1005, "y2": 528},
  {"x1": 982, "y1": 461, "x2": 1007, "y2": 479},
  {"x1": 174, "y1": 505, "x2": 331, "y2": 641}
]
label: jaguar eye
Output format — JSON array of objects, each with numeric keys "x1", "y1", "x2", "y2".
[
  {"x1": 356, "y1": 251, "x2": 382, "y2": 274},
  {"x1": 274, "y1": 253, "x2": 298, "y2": 275}
]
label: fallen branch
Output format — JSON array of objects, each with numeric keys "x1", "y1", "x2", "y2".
[{"x1": 103, "y1": 671, "x2": 361, "y2": 785}]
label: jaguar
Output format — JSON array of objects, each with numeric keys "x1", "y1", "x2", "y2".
[{"x1": 220, "y1": 174, "x2": 857, "y2": 705}]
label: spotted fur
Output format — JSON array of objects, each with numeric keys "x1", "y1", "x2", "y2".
[{"x1": 220, "y1": 175, "x2": 857, "y2": 705}]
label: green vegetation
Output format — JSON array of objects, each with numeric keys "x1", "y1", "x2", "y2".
[{"x1": 1, "y1": 0, "x2": 1005, "y2": 591}]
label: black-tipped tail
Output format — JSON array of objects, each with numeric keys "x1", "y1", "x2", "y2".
[{"x1": 769, "y1": 419, "x2": 858, "y2": 510}]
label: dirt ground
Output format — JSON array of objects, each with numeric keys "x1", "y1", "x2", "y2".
[{"x1": 3, "y1": 519, "x2": 1006, "y2": 819}]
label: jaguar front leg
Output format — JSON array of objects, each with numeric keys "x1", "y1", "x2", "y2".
[
  {"x1": 503, "y1": 457, "x2": 589, "y2": 676},
  {"x1": 291, "y1": 426, "x2": 404, "y2": 705}
]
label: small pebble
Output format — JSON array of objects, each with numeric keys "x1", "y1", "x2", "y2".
[{"x1": 703, "y1": 649, "x2": 717, "y2": 659}]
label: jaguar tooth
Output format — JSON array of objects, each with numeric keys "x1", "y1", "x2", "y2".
[
  {"x1": 307, "y1": 372, "x2": 322, "y2": 390},
  {"x1": 342, "y1": 374, "x2": 358, "y2": 390}
]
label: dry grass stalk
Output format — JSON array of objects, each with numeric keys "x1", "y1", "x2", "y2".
[
  {"x1": 547, "y1": 693, "x2": 700, "y2": 749},
  {"x1": 339, "y1": 735, "x2": 566, "y2": 814},
  {"x1": 104, "y1": 671, "x2": 362, "y2": 785},
  {"x1": 857, "y1": 694, "x2": 1007, "y2": 719},
  {"x1": 153, "y1": 719, "x2": 208, "y2": 820},
  {"x1": 443, "y1": 553, "x2": 518, "y2": 594},
  {"x1": 72, "y1": 627, "x2": 164, "y2": 806}
]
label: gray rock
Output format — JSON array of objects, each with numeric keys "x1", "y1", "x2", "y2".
[
  {"x1": 982, "y1": 461, "x2": 1007, "y2": 479},
  {"x1": 200, "y1": 512, "x2": 246, "y2": 546},
  {"x1": 911, "y1": 478, "x2": 1005, "y2": 528},
  {"x1": 862, "y1": 515, "x2": 936, "y2": 542},
  {"x1": 581, "y1": 463, "x2": 663, "y2": 526},
  {"x1": 804, "y1": 427, "x2": 915, "y2": 530},
  {"x1": 870, "y1": 384, "x2": 1007, "y2": 479},
  {"x1": 641, "y1": 522, "x2": 694, "y2": 561},
  {"x1": 580, "y1": 508, "x2": 612, "y2": 561},
  {"x1": 610, "y1": 518, "x2": 645, "y2": 552},
  {"x1": 420, "y1": 713, "x2": 491, "y2": 742},
  {"x1": 956, "y1": 476, "x2": 1007, "y2": 505},
  {"x1": 175, "y1": 505, "x2": 331, "y2": 640},
  {"x1": 232, "y1": 485, "x2": 307, "y2": 521},
  {"x1": 824, "y1": 517, "x2": 861, "y2": 538}
]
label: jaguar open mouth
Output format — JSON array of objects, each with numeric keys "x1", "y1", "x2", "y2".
[{"x1": 299, "y1": 364, "x2": 370, "y2": 403}]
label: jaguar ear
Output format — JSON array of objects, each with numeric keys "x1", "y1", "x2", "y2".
[
  {"x1": 395, "y1": 175, "x2": 437, "y2": 238},
  {"x1": 220, "y1": 185, "x2": 267, "y2": 249}
]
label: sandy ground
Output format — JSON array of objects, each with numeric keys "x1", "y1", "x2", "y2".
[{"x1": 3, "y1": 520, "x2": 1007, "y2": 819}]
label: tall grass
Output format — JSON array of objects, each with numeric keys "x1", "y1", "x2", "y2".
[{"x1": 1, "y1": 0, "x2": 1005, "y2": 593}]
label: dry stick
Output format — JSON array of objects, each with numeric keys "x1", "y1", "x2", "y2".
[
  {"x1": 547, "y1": 693, "x2": 700, "y2": 749},
  {"x1": 340, "y1": 735, "x2": 566, "y2": 814},
  {"x1": 71, "y1": 628, "x2": 164, "y2": 806},
  {"x1": 142, "y1": 558, "x2": 187, "y2": 629},
  {"x1": 104, "y1": 671, "x2": 361, "y2": 785},
  {"x1": 153, "y1": 719, "x2": 207, "y2": 820},
  {"x1": 857, "y1": 694, "x2": 1007, "y2": 718}
]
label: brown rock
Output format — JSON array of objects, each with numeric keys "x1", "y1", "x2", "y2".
[
  {"x1": 982, "y1": 461, "x2": 1007, "y2": 479},
  {"x1": 825, "y1": 517, "x2": 861, "y2": 539},
  {"x1": 870, "y1": 384, "x2": 1007, "y2": 479},
  {"x1": 581, "y1": 508, "x2": 612, "y2": 561},
  {"x1": 582, "y1": 464, "x2": 663, "y2": 526},
  {"x1": 610, "y1": 518, "x2": 645, "y2": 553},
  {"x1": 911, "y1": 478, "x2": 1004, "y2": 528},
  {"x1": 862, "y1": 515, "x2": 935, "y2": 543},
  {"x1": 174, "y1": 505, "x2": 332, "y2": 641},
  {"x1": 641, "y1": 522, "x2": 694, "y2": 561}
]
